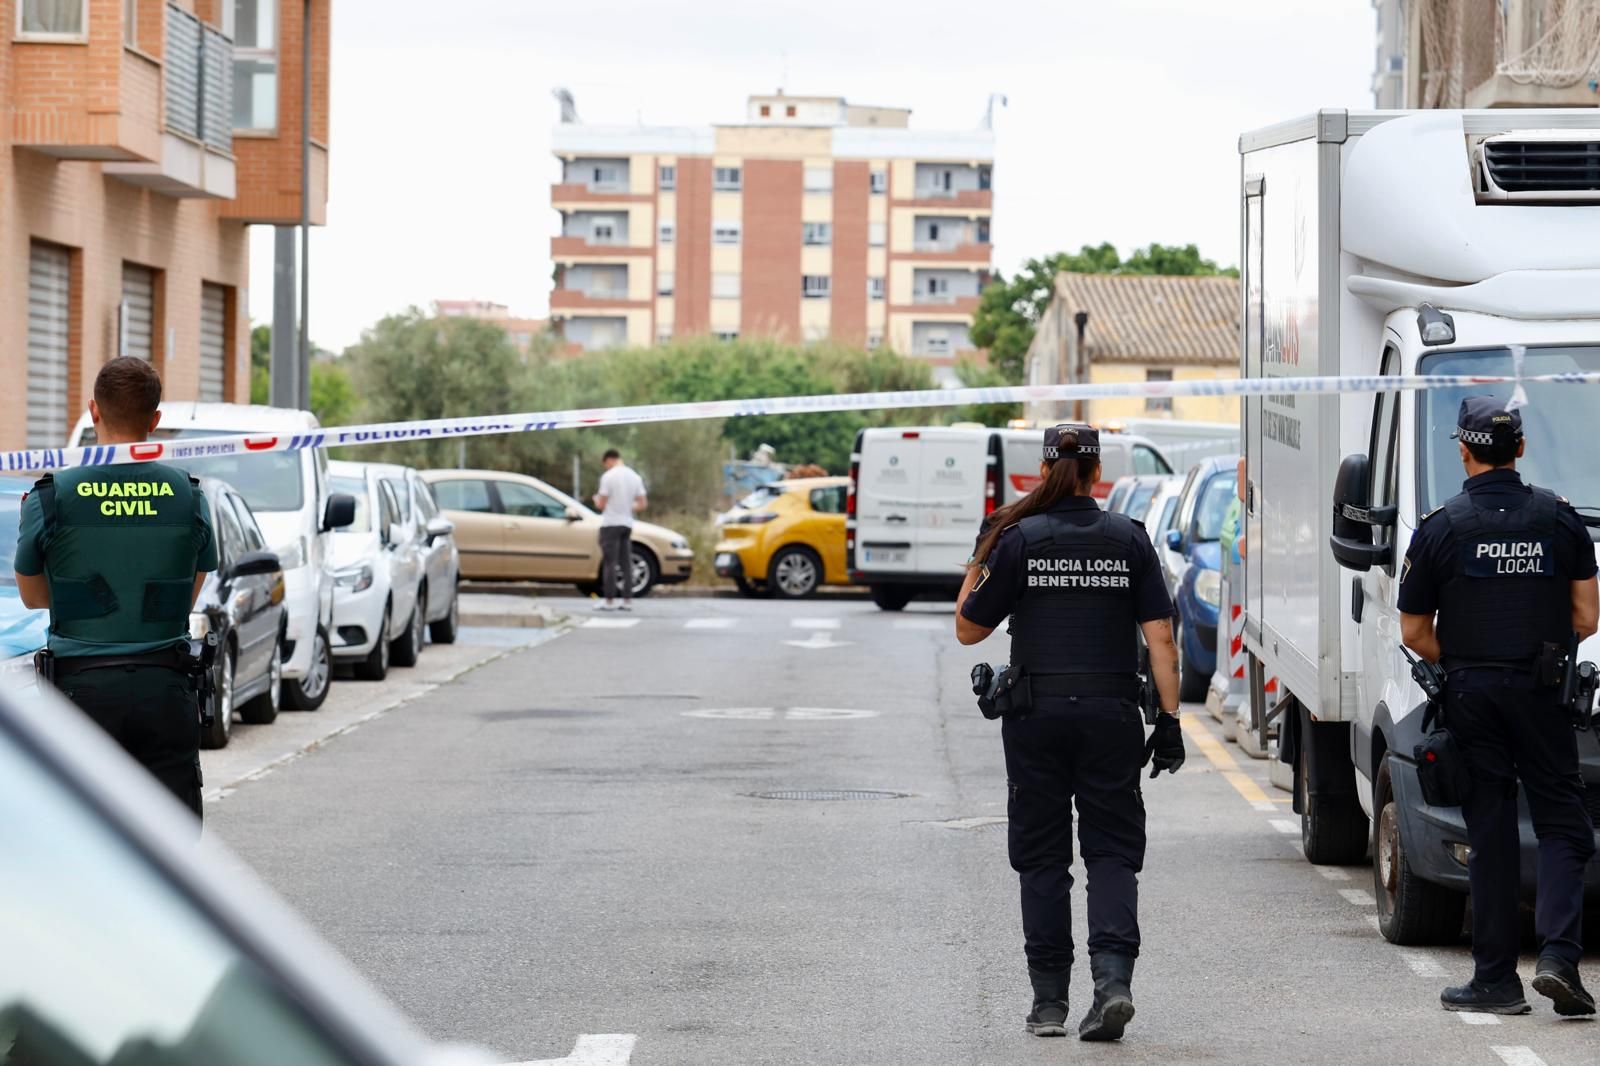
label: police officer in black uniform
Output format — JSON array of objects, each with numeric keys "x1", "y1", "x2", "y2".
[
  {"x1": 1399, "y1": 396, "x2": 1598, "y2": 1016},
  {"x1": 956, "y1": 424, "x2": 1184, "y2": 1042},
  {"x1": 14, "y1": 357, "x2": 218, "y2": 819}
]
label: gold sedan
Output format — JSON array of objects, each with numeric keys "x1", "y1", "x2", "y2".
[{"x1": 419, "y1": 469, "x2": 694, "y2": 597}]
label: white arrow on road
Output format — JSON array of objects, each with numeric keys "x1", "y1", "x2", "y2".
[
  {"x1": 784, "y1": 631, "x2": 854, "y2": 651},
  {"x1": 510, "y1": 1033, "x2": 636, "y2": 1066}
]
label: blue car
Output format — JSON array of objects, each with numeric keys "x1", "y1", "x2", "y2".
[
  {"x1": 1164, "y1": 456, "x2": 1240, "y2": 702},
  {"x1": 0, "y1": 476, "x2": 50, "y2": 687}
]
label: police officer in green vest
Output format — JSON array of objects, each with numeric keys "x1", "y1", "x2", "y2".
[{"x1": 14, "y1": 357, "x2": 217, "y2": 818}]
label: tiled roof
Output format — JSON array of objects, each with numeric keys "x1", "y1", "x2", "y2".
[{"x1": 1054, "y1": 272, "x2": 1240, "y2": 366}]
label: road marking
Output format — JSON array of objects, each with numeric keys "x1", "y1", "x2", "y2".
[
  {"x1": 683, "y1": 707, "x2": 776, "y2": 720},
  {"x1": 584, "y1": 618, "x2": 640, "y2": 629},
  {"x1": 784, "y1": 631, "x2": 854, "y2": 651},
  {"x1": 1457, "y1": 1012, "x2": 1502, "y2": 1025},
  {"x1": 1315, "y1": 866, "x2": 1351, "y2": 881},
  {"x1": 1367, "y1": 915, "x2": 1382, "y2": 933},
  {"x1": 1399, "y1": 951, "x2": 1448, "y2": 978},
  {"x1": 1338, "y1": 888, "x2": 1376, "y2": 907},
  {"x1": 923, "y1": 816, "x2": 1009, "y2": 830},
  {"x1": 1491, "y1": 1047, "x2": 1548, "y2": 1066},
  {"x1": 791, "y1": 617, "x2": 841, "y2": 630},
  {"x1": 1180, "y1": 715, "x2": 1272, "y2": 805},
  {"x1": 787, "y1": 707, "x2": 879, "y2": 719},
  {"x1": 511, "y1": 1033, "x2": 637, "y2": 1066},
  {"x1": 1269, "y1": 818, "x2": 1299, "y2": 834},
  {"x1": 892, "y1": 617, "x2": 945, "y2": 630},
  {"x1": 681, "y1": 707, "x2": 879, "y2": 721},
  {"x1": 684, "y1": 618, "x2": 735, "y2": 629},
  {"x1": 1251, "y1": 800, "x2": 1277, "y2": 812}
]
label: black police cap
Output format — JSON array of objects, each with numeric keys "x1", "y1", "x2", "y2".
[
  {"x1": 1043, "y1": 424, "x2": 1100, "y2": 461},
  {"x1": 1449, "y1": 396, "x2": 1522, "y2": 447}
]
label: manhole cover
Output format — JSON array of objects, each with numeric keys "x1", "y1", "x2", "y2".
[{"x1": 749, "y1": 789, "x2": 910, "y2": 801}]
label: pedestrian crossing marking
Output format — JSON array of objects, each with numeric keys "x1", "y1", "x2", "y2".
[
  {"x1": 791, "y1": 617, "x2": 840, "y2": 630},
  {"x1": 511, "y1": 1033, "x2": 637, "y2": 1065},
  {"x1": 1268, "y1": 818, "x2": 1299, "y2": 835},
  {"x1": 1399, "y1": 952, "x2": 1447, "y2": 978},
  {"x1": 1490, "y1": 1047, "x2": 1548, "y2": 1066},
  {"x1": 583, "y1": 618, "x2": 641, "y2": 629},
  {"x1": 684, "y1": 618, "x2": 736, "y2": 629},
  {"x1": 1457, "y1": 1012, "x2": 1501, "y2": 1025},
  {"x1": 892, "y1": 617, "x2": 945, "y2": 630},
  {"x1": 1314, "y1": 866, "x2": 1350, "y2": 881}
]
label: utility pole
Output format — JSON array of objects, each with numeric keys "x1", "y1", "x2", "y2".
[
  {"x1": 298, "y1": 0, "x2": 311, "y2": 409},
  {"x1": 269, "y1": 0, "x2": 314, "y2": 411}
]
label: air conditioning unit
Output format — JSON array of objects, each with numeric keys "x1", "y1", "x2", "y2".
[{"x1": 1473, "y1": 129, "x2": 1600, "y2": 204}]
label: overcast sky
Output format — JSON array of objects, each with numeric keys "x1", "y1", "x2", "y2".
[{"x1": 252, "y1": 0, "x2": 1376, "y2": 352}]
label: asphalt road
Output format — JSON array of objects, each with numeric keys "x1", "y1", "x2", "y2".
[{"x1": 207, "y1": 597, "x2": 1600, "y2": 1066}]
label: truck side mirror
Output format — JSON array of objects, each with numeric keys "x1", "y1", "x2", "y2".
[{"x1": 1329, "y1": 452, "x2": 1395, "y2": 572}]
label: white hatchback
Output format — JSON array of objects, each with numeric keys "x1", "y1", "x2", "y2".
[{"x1": 326, "y1": 461, "x2": 426, "y2": 682}]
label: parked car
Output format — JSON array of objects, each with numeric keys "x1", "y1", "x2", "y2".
[
  {"x1": 327, "y1": 462, "x2": 426, "y2": 682},
  {"x1": 714, "y1": 476, "x2": 848, "y2": 598},
  {"x1": 1164, "y1": 456, "x2": 1241, "y2": 701},
  {"x1": 0, "y1": 476, "x2": 48, "y2": 693},
  {"x1": 191, "y1": 479, "x2": 287, "y2": 749},
  {"x1": 366, "y1": 463, "x2": 461, "y2": 646},
  {"x1": 69, "y1": 404, "x2": 356, "y2": 711},
  {"x1": 1106, "y1": 474, "x2": 1168, "y2": 524},
  {"x1": 419, "y1": 469, "x2": 693, "y2": 598},
  {"x1": 1144, "y1": 475, "x2": 1186, "y2": 558}
]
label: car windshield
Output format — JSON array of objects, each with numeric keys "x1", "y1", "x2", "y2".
[
  {"x1": 1126, "y1": 484, "x2": 1158, "y2": 520},
  {"x1": 1194, "y1": 475, "x2": 1236, "y2": 542},
  {"x1": 79, "y1": 427, "x2": 308, "y2": 513},
  {"x1": 328, "y1": 477, "x2": 371, "y2": 532},
  {"x1": 1418, "y1": 346, "x2": 1600, "y2": 538},
  {"x1": 736, "y1": 485, "x2": 784, "y2": 510}
]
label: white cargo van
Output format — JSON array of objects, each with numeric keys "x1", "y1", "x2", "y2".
[
  {"x1": 1238, "y1": 108, "x2": 1600, "y2": 944},
  {"x1": 69, "y1": 404, "x2": 356, "y2": 710},
  {"x1": 847, "y1": 425, "x2": 1169, "y2": 609}
]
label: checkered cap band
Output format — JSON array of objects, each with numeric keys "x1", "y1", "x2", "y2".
[
  {"x1": 1044, "y1": 444, "x2": 1100, "y2": 459},
  {"x1": 1456, "y1": 427, "x2": 1496, "y2": 446}
]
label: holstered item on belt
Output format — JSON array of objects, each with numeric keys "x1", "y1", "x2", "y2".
[
  {"x1": 1536, "y1": 640, "x2": 1567, "y2": 689},
  {"x1": 33, "y1": 649, "x2": 55, "y2": 684},
  {"x1": 1413, "y1": 697, "x2": 1471, "y2": 808},
  {"x1": 972, "y1": 663, "x2": 1032, "y2": 721}
]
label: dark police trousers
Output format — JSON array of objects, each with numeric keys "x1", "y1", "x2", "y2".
[
  {"x1": 57, "y1": 661, "x2": 203, "y2": 819},
  {"x1": 1447, "y1": 668, "x2": 1594, "y2": 982},
  {"x1": 1002, "y1": 694, "x2": 1147, "y2": 973}
]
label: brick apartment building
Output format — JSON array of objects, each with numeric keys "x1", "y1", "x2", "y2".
[
  {"x1": 4, "y1": 0, "x2": 329, "y2": 449},
  {"x1": 549, "y1": 92, "x2": 994, "y2": 382},
  {"x1": 433, "y1": 299, "x2": 547, "y2": 357}
]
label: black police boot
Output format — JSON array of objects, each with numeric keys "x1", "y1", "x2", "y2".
[
  {"x1": 1532, "y1": 954, "x2": 1597, "y2": 1017},
  {"x1": 1078, "y1": 954, "x2": 1136, "y2": 1041},
  {"x1": 1025, "y1": 967, "x2": 1069, "y2": 1037},
  {"x1": 1440, "y1": 975, "x2": 1531, "y2": 1015}
]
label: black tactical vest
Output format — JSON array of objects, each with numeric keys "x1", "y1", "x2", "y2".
[
  {"x1": 37, "y1": 464, "x2": 201, "y2": 648},
  {"x1": 1434, "y1": 487, "x2": 1572, "y2": 662},
  {"x1": 1007, "y1": 507, "x2": 1142, "y2": 675}
]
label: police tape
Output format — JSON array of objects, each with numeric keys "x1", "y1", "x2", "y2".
[{"x1": 1, "y1": 370, "x2": 1588, "y2": 473}]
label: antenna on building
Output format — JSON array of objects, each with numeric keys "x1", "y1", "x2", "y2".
[
  {"x1": 551, "y1": 87, "x2": 580, "y2": 124},
  {"x1": 981, "y1": 92, "x2": 1008, "y2": 131}
]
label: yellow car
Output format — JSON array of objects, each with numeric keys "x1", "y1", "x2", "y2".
[{"x1": 714, "y1": 477, "x2": 848, "y2": 598}]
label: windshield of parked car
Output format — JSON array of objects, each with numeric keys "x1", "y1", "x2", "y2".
[
  {"x1": 77, "y1": 427, "x2": 308, "y2": 513},
  {"x1": 1125, "y1": 484, "x2": 1158, "y2": 521},
  {"x1": 736, "y1": 485, "x2": 784, "y2": 510},
  {"x1": 328, "y1": 477, "x2": 372, "y2": 532},
  {"x1": 1193, "y1": 475, "x2": 1236, "y2": 542},
  {"x1": 1418, "y1": 346, "x2": 1600, "y2": 539}
]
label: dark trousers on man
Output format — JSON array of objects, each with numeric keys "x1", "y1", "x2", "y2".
[
  {"x1": 1002, "y1": 695, "x2": 1148, "y2": 974},
  {"x1": 57, "y1": 661, "x2": 202, "y2": 819},
  {"x1": 1447, "y1": 670, "x2": 1595, "y2": 983},
  {"x1": 600, "y1": 525, "x2": 632, "y2": 601}
]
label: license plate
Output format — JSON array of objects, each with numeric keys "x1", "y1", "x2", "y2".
[{"x1": 864, "y1": 549, "x2": 908, "y2": 564}]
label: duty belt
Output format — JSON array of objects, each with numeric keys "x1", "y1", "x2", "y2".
[
  {"x1": 1030, "y1": 673, "x2": 1141, "y2": 700},
  {"x1": 1441, "y1": 658, "x2": 1535, "y2": 676},
  {"x1": 52, "y1": 646, "x2": 191, "y2": 677}
]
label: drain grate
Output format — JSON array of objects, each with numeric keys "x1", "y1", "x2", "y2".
[{"x1": 749, "y1": 789, "x2": 910, "y2": 802}]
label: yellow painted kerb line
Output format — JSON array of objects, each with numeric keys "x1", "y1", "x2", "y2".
[{"x1": 1179, "y1": 714, "x2": 1273, "y2": 805}]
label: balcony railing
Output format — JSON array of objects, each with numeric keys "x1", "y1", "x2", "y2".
[{"x1": 165, "y1": 4, "x2": 233, "y2": 152}]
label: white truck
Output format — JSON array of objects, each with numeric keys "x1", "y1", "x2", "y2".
[{"x1": 1238, "y1": 109, "x2": 1600, "y2": 944}]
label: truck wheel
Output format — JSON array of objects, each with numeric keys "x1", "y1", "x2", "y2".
[
  {"x1": 1298, "y1": 727, "x2": 1369, "y2": 865},
  {"x1": 870, "y1": 585, "x2": 912, "y2": 612},
  {"x1": 1373, "y1": 754, "x2": 1466, "y2": 944}
]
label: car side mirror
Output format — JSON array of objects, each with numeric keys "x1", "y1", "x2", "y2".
[
  {"x1": 1329, "y1": 452, "x2": 1396, "y2": 572},
  {"x1": 230, "y1": 550, "x2": 281, "y2": 578},
  {"x1": 1165, "y1": 529, "x2": 1182, "y2": 551},
  {"x1": 385, "y1": 523, "x2": 407, "y2": 550},
  {"x1": 564, "y1": 507, "x2": 583, "y2": 523},
  {"x1": 322, "y1": 493, "x2": 357, "y2": 532},
  {"x1": 425, "y1": 516, "x2": 455, "y2": 543}
]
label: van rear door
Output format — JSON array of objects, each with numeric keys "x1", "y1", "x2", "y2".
[
  {"x1": 1000, "y1": 430, "x2": 1045, "y2": 505},
  {"x1": 854, "y1": 430, "x2": 920, "y2": 575},
  {"x1": 910, "y1": 429, "x2": 990, "y2": 578}
]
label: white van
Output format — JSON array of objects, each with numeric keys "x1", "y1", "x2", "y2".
[
  {"x1": 846, "y1": 426, "x2": 1170, "y2": 610},
  {"x1": 69, "y1": 404, "x2": 356, "y2": 710}
]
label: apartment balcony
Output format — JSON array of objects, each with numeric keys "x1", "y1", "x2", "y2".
[
  {"x1": 11, "y1": 15, "x2": 167, "y2": 161},
  {"x1": 551, "y1": 236, "x2": 654, "y2": 260},
  {"x1": 904, "y1": 241, "x2": 993, "y2": 263},
  {"x1": 552, "y1": 182, "x2": 652, "y2": 206},
  {"x1": 893, "y1": 294, "x2": 982, "y2": 316},
  {"x1": 895, "y1": 189, "x2": 993, "y2": 211},
  {"x1": 550, "y1": 289, "x2": 650, "y2": 311}
]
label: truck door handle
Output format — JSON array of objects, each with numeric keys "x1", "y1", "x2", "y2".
[
  {"x1": 1352, "y1": 576, "x2": 1364, "y2": 624},
  {"x1": 886, "y1": 514, "x2": 908, "y2": 524}
]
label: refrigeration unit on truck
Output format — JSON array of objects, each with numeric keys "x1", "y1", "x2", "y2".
[{"x1": 1238, "y1": 108, "x2": 1600, "y2": 945}]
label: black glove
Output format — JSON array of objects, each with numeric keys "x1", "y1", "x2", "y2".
[{"x1": 1143, "y1": 713, "x2": 1185, "y2": 779}]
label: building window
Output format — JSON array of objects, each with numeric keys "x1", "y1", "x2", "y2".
[
  {"x1": 926, "y1": 276, "x2": 951, "y2": 299},
  {"x1": 868, "y1": 222, "x2": 886, "y2": 247},
  {"x1": 659, "y1": 221, "x2": 675, "y2": 244},
  {"x1": 977, "y1": 219, "x2": 991, "y2": 243},
  {"x1": 926, "y1": 331, "x2": 951, "y2": 354},
  {"x1": 19, "y1": 0, "x2": 86, "y2": 37},
  {"x1": 1145, "y1": 368, "x2": 1174, "y2": 413},
  {"x1": 802, "y1": 222, "x2": 832, "y2": 246},
  {"x1": 713, "y1": 273, "x2": 741, "y2": 299},
  {"x1": 659, "y1": 165, "x2": 676, "y2": 190},
  {"x1": 786, "y1": 105, "x2": 796, "y2": 117},
  {"x1": 232, "y1": 0, "x2": 277, "y2": 130},
  {"x1": 870, "y1": 170, "x2": 888, "y2": 195},
  {"x1": 657, "y1": 326, "x2": 673, "y2": 344},
  {"x1": 868, "y1": 277, "x2": 885, "y2": 301},
  {"x1": 657, "y1": 271, "x2": 675, "y2": 296},
  {"x1": 590, "y1": 217, "x2": 616, "y2": 244},
  {"x1": 760, "y1": 104, "x2": 771, "y2": 117},
  {"x1": 589, "y1": 164, "x2": 621, "y2": 189},
  {"x1": 712, "y1": 221, "x2": 741, "y2": 245},
  {"x1": 715, "y1": 330, "x2": 739, "y2": 342},
  {"x1": 802, "y1": 276, "x2": 831, "y2": 300},
  {"x1": 866, "y1": 331, "x2": 883, "y2": 350},
  {"x1": 713, "y1": 167, "x2": 742, "y2": 191},
  {"x1": 804, "y1": 167, "x2": 833, "y2": 193}
]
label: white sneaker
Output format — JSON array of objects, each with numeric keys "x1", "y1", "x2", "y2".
[
  {"x1": 619, "y1": 602, "x2": 634, "y2": 612},
  {"x1": 595, "y1": 602, "x2": 616, "y2": 612}
]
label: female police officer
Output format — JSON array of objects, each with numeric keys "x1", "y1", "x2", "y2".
[{"x1": 956, "y1": 423, "x2": 1183, "y2": 1042}]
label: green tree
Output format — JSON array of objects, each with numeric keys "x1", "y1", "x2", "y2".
[
  {"x1": 309, "y1": 360, "x2": 355, "y2": 426},
  {"x1": 250, "y1": 324, "x2": 271, "y2": 404},
  {"x1": 949, "y1": 358, "x2": 1021, "y2": 427}
]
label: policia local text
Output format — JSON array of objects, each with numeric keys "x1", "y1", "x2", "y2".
[{"x1": 1025, "y1": 557, "x2": 1133, "y2": 589}]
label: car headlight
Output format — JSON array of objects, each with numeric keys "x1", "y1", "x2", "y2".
[
  {"x1": 670, "y1": 537, "x2": 689, "y2": 550},
  {"x1": 274, "y1": 537, "x2": 308, "y2": 571},
  {"x1": 1194, "y1": 568, "x2": 1221, "y2": 608},
  {"x1": 189, "y1": 613, "x2": 210, "y2": 638},
  {"x1": 334, "y1": 563, "x2": 374, "y2": 592}
]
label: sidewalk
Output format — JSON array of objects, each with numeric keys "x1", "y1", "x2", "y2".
[{"x1": 458, "y1": 592, "x2": 569, "y2": 629}]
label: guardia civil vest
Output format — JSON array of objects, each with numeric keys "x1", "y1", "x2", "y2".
[
  {"x1": 1435, "y1": 487, "x2": 1572, "y2": 663},
  {"x1": 36, "y1": 464, "x2": 201, "y2": 650},
  {"x1": 1008, "y1": 507, "x2": 1142, "y2": 675}
]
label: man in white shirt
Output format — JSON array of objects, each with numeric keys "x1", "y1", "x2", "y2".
[{"x1": 593, "y1": 448, "x2": 648, "y2": 611}]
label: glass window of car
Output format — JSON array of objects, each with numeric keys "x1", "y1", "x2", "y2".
[
  {"x1": 383, "y1": 478, "x2": 412, "y2": 523},
  {"x1": 214, "y1": 492, "x2": 247, "y2": 568},
  {"x1": 168, "y1": 452, "x2": 304, "y2": 513},
  {"x1": 327, "y1": 477, "x2": 372, "y2": 532},
  {"x1": 230, "y1": 495, "x2": 268, "y2": 552},
  {"x1": 1133, "y1": 446, "x2": 1169, "y2": 476},
  {"x1": 377, "y1": 481, "x2": 400, "y2": 534},
  {"x1": 1154, "y1": 495, "x2": 1180, "y2": 538},
  {"x1": 413, "y1": 478, "x2": 440, "y2": 521},
  {"x1": 809, "y1": 486, "x2": 845, "y2": 514},
  {"x1": 495, "y1": 481, "x2": 568, "y2": 520},
  {"x1": 0, "y1": 719, "x2": 360, "y2": 1065},
  {"x1": 1127, "y1": 483, "x2": 1158, "y2": 521},
  {"x1": 736, "y1": 484, "x2": 784, "y2": 511},
  {"x1": 1193, "y1": 474, "x2": 1237, "y2": 542},
  {"x1": 431, "y1": 479, "x2": 493, "y2": 514},
  {"x1": 1174, "y1": 466, "x2": 1203, "y2": 538}
]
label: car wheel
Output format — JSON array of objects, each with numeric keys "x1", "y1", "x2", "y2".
[
  {"x1": 1177, "y1": 619, "x2": 1208, "y2": 703},
  {"x1": 199, "y1": 645, "x2": 235, "y2": 750},
  {"x1": 282, "y1": 625, "x2": 332, "y2": 710},
  {"x1": 1373, "y1": 753, "x2": 1466, "y2": 944},
  {"x1": 770, "y1": 547, "x2": 822, "y2": 599},
  {"x1": 429, "y1": 586, "x2": 460, "y2": 644},
  {"x1": 392, "y1": 588, "x2": 425, "y2": 668},
  {"x1": 869, "y1": 585, "x2": 912, "y2": 612},
  {"x1": 628, "y1": 547, "x2": 660, "y2": 599},
  {"x1": 354, "y1": 604, "x2": 391, "y2": 681},
  {"x1": 238, "y1": 628, "x2": 282, "y2": 726}
]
